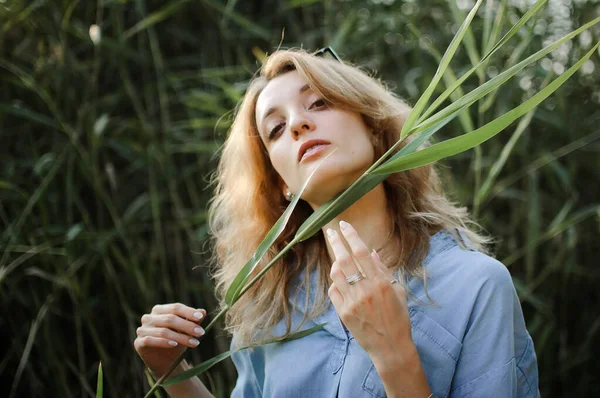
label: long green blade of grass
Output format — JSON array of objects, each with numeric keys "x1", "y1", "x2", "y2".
[
  {"x1": 400, "y1": 0, "x2": 484, "y2": 138},
  {"x1": 372, "y1": 40, "x2": 600, "y2": 175},
  {"x1": 199, "y1": 0, "x2": 271, "y2": 40},
  {"x1": 410, "y1": 14, "x2": 599, "y2": 137},
  {"x1": 162, "y1": 323, "x2": 326, "y2": 386},
  {"x1": 96, "y1": 363, "x2": 103, "y2": 398},
  {"x1": 223, "y1": 183, "x2": 305, "y2": 305},
  {"x1": 484, "y1": 0, "x2": 508, "y2": 57},
  {"x1": 487, "y1": 129, "x2": 600, "y2": 204},
  {"x1": 418, "y1": 0, "x2": 545, "y2": 123},
  {"x1": 407, "y1": 24, "x2": 475, "y2": 133},
  {"x1": 123, "y1": 0, "x2": 191, "y2": 39},
  {"x1": 502, "y1": 205, "x2": 600, "y2": 266},
  {"x1": 474, "y1": 107, "x2": 536, "y2": 209},
  {"x1": 294, "y1": 113, "x2": 456, "y2": 241},
  {"x1": 224, "y1": 150, "x2": 336, "y2": 306},
  {"x1": 449, "y1": 0, "x2": 483, "y2": 79}
]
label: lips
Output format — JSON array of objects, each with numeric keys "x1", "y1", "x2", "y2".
[{"x1": 298, "y1": 139, "x2": 331, "y2": 162}]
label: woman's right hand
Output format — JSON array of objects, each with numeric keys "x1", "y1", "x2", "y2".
[{"x1": 134, "y1": 303, "x2": 207, "y2": 378}]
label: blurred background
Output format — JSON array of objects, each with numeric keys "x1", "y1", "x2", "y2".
[{"x1": 1, "y1": 0, "x2": 599, "y2": 396}]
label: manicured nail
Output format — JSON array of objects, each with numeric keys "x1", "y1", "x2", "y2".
[
  {"x1": 327, "y1": 228, "x2": 335, "y2": 237},
  {"x1": 194, "y1": 327, "x2": 205, "y2": 336},
  {"x1": 193, "y1": 312, "x2": 203, "y2": 320},
  {"x1": 189, "y1": 338, "x2": 199, "y2": 346},
  {"x1": 168, "y1": 340, "x2": 178, "y2": 346},
  {"x1": 339, "y1": 220, "x2": 350, "y2": 230}
]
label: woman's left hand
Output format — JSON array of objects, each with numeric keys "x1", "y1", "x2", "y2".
[{"x1": 326, "y1": 220, "x2": 414, "y2": 362}]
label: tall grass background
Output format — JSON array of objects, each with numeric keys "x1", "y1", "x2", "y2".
[{"x1": 1, "y1": 0, "x2": 599, "y2": 396}]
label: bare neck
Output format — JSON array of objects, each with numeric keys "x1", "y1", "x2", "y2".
[{"x1": 311, "y1": 184, "x2": 393, "y2": 265}]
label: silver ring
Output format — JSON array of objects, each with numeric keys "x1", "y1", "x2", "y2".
[
  {"x1": 346, "y1": 272, "x2": 364, "y2": 285},
  {"x1": 389, "y1": 278, "x2": 399, "y2": 285}
]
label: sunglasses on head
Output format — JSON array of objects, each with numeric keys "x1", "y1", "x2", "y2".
[{"x1": 312, "y1": 46, "x2": 342, "y2": 62}]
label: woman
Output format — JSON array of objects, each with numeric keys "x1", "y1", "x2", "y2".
[{"x1": 134, "y1": 49, "x2": 539, "y2": 397}]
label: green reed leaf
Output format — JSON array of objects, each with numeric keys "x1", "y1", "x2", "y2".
[
  {"x1": 474, "y1": 107, "x2": 536, "y2": 209},
  {"x1": 123, "y1": 0, "x2": 191, "y2": 39},
  {"x1": 417, "y1": 0, "x2": 546, "y2": 124},
  {"x1": 295, "y1": 112, "x2": 460, "y2": 242},
  {"x1": 502, "y1": 205, "x2": 600, "y2": 266},
  {"x1": 407, "y1": 24, "x2": 475, "y2": 133},
  {"x1": 487, "y1": 129, "x2": 600, "y2": 204},
  {"x1": 199, "y1": 0, "x2": 271, "y2": 40},
  {"x1": 372, "y1": 40, "x2": 600, "y2": 175},
  {"x1": 225, "y1": 150, "x2": 336, "y2": 306},
  {"x1": 400, "y1": 0, "x2": 484, "y2": 139},
  {"x1": 163, "y1": 323, "x2": 327, "y2": 386},
  {"x1": 411, "y1": 14, "x2": 600, "y2": 136},
  {"x1": 0, "y1": 103, "x2": 60, "y2": 129},
  {"x1": 96, "y1": 362, "x2": 103, "y2": 398}
]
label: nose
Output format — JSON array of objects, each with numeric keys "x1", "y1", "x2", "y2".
[{"x1": 289, "y1": 112, "x2": 315, "y2": 140}]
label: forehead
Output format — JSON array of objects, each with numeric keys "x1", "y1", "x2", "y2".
[{"x1": 255, "y1": 71, "x2": 311, "y2": 121}]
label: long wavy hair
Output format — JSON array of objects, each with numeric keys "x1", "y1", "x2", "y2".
[{"x1": 208, "y1": 48, "x2": 489, "y2": 345}]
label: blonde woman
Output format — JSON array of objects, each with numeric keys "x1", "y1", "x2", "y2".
[{"x1": 134, "y1": 49, "x2": 539, "y2": 397}]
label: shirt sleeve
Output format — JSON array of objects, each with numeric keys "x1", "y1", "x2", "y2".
[{"x1": 449, "y1": 256, "x2": 540, "y2": 397}]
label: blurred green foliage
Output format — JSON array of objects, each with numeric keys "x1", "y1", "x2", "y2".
[{"x1": 1, "y1": 0, "x2": 599, "y2": 396}]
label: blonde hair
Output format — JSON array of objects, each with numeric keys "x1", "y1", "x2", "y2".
[{"x1": 208, "y1": 48, "x2": 489, "y2": 345}]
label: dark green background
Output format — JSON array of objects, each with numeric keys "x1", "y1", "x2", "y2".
[{"x1": 1, "y1": 0, "x2": 599, "y2": 396}]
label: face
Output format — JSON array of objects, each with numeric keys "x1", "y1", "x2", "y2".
[{"x1": 255, "y1": 70, "x2": 375, "y2": 207}]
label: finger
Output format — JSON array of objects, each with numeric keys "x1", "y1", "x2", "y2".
[
  {"x1": 143, "y1": 313, "x2": 205, "y2": 339},
  {"x1": 339, "y1": 221, "x2": 378, "y2": 277},
  {"x1": 326, "y1": 228, "x2": 361, "y2": 281},
  {"x1": 136, "y1": 328, "x2": 200, "y2": 349},
  {"x1": 371, "y1": 249, "x2": 392, "y2": 277},
  {"x1": 135, "y1": 335, "x2": 181, "y2": 350},
  {"x1": 151, "y1": 303, "x2": 206, "y2": 323},
  {"x1": 329, "y1": 261, "x2": 350, "y2": 297},
  {"x1": 328, "y1": 283, "x2": 344, "y2": 310}
]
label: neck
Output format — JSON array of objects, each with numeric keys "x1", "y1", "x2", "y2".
[{"x1": 314, "y1": 183, "x2": 393, "y2": 265}]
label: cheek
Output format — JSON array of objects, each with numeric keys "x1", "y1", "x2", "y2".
[{"x1": 268, "y1": 149, "x2": 293, "y2": 181}]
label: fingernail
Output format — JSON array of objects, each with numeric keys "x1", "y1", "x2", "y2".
[
  {"x1": 327, "y1": 228, "x2": 335, "y2": 237},
  {"x1": 189, "y1": 338, "x2": 199, "y2": 346},
  {"x1": 168, "y1": 340, "x2": 178, "y2": 346},
  {"x1": 194, "y1": 327, "x2": 205, "y2": 336},
  {"x1": 193, "y1": 312, "x2": 203, "y2": 320},
  {"x1": 372, "y1": 249, "x2": 380, "y2": 261},
  {"x1": 339, "y1": 220, "x2": 350, "y2": 230}
]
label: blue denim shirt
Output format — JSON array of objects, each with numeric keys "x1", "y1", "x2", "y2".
[{"x1": 230, "y1": 230, "x2": 540, "y2": 397}]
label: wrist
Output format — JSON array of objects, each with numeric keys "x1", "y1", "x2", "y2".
[
  {"x1": 371, "y1": 340, "x2": 432, "y2": 398},
  {"x1": 149, "y1": 360, "x2": 188, "y2": 380},
  {"x1": 371, "y1": 338, "x2": 421, "y2": 377}
]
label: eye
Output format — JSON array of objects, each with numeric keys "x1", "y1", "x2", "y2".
[
  {"x1": 268, "y1": 122, "x2": 285, "y2": 140},
  {"x1": 310, "y1": 99, "x2": 328, "y2": 109}
]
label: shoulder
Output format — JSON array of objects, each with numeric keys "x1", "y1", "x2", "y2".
[
  {"x1": 407, "y1": 230, "x2": 520, "y2": 341},
  {"x1": 406, "y1": 231, "x2": 539, "y2": 396},
  {"x1": 420, "y1": 230, "x2": 513, "y2": 297}
]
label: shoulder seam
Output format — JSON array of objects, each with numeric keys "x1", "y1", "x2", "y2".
[{"x1": 424, "y1": 240, "x2": 459, "y2": 266}]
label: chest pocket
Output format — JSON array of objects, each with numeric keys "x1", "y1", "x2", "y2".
[{"x1": 361, "y1": 308, "x2": 462, "y2": 398}]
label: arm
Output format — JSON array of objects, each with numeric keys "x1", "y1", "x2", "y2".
[
  {"x1": 371, "y1": 339, "x2": 432, "y2": 398},
  {"x1": 449, "y1": 256, "x2": 539, "y2": 397},
  {"x1": 325, "y1": 223, "x2": 432, "y2": 397}
]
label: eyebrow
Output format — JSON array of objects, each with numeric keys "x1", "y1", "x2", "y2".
[{"x1": 260, "y1": 83, "x2": 312, "y2": 126}]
